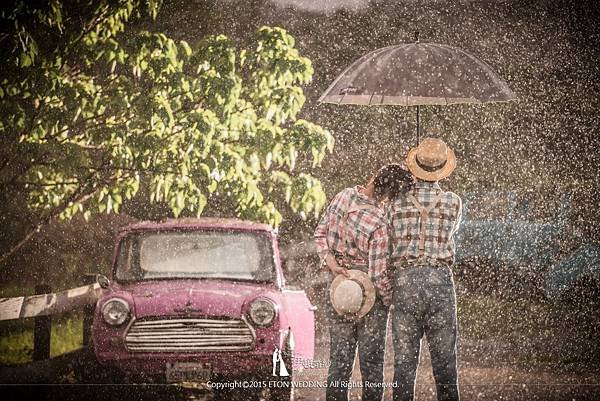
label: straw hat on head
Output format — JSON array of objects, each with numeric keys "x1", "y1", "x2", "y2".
[
  {"x1": 329, "y1": 270, "x2": 376, "y2": 319},
  {"x1": 405, "y1": 137, "x2": 457, "y2": 182}
]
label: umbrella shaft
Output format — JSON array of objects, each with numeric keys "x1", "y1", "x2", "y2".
[{"x1": 416, "y1": 105, "x2": 421, "y2": 144}]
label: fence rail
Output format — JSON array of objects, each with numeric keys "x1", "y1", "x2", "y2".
[
  {"x1": 0, "y1": 283, "x2": 102, "y2": 322},
  {"x1": 0, "y1": 279, "x2": 104, "y2": 365}
]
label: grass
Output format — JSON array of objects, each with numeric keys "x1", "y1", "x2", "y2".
[
  {"x1": 0, "y1": 284, "x2": 37, "y2": 299},
  {"x1": 0, "y1": 311, "x2": 83, "y2": 365},
  {"x1": 456, "y1": 294, "x2": 600, "y2": 370},
  {"x1": 0, "y1": 283, "x2": 87, "y2": 365},
  {"x1": 457, "y1": 295, "x2": 552, "y2": 340}
]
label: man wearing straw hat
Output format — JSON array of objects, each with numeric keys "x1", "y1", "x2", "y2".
[
  {"x1": 387, "y1": 137, "x2": 463, "y2": 401},
  {"x1": 314, "y1": 164, "x2": 411, "y2": 401}
]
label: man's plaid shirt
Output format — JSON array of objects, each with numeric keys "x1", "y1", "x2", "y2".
[
  {"x1": 387, "y1": 181, "x2": 462, "y2": 266},
  {"x1": 314, "y1": 187, "x2": 392, "y2": 305}
]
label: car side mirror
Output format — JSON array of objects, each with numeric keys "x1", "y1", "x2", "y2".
[{"x1": 96, "y1": 274, "x2": 111, "y2": 290}]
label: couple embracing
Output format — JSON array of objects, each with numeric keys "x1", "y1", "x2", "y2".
[{"x1": 314, "y1": 137, "x2": 462, "y2": 401}]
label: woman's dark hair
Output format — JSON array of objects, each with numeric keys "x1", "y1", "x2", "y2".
[{"x1": 372, "y1": 163, "x2": 413, "y2": 201}]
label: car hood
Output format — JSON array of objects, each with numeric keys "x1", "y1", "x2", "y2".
[{"x1": 122, "y1": 279, "x2": 278, "y2": 319}]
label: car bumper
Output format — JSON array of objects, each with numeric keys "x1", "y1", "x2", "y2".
[{"x1": 95, "y1": 350, "x2": 273, "y2": 378}]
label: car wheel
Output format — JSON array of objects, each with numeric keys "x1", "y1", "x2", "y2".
[{"x1": 73, "y1": 349, "x2": 123, "y2": 384}]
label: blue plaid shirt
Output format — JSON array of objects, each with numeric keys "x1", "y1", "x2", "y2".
[{"x1": 387, "y1": 181, "x2": 462, "y2": 266}]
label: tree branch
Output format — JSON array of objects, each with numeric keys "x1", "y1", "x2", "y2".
[{"x1": 0, "y1": 161, "x2": 113, "y2": 265}]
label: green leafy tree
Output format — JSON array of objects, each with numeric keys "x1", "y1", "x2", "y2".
[{"x1": 0, "y1": 1, "x2": 333, "y2": 263}]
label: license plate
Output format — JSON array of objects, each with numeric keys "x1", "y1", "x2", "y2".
[{"x1": 166, "y1": 362, "x2": 212, "y2": 383}]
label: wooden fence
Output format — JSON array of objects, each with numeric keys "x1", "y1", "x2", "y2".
[{"x1": 0, "y1": 277, "x2": 103, "y2": 361}]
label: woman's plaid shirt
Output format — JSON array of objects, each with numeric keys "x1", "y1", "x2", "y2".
[
  {"x1": 314, "y1": 187, "x2": 392, "y2": 305},
  {"x1": 387, "y1": 181, "x2": 462, "y2": 266}
]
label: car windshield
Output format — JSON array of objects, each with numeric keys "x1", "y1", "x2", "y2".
[{"x1": 115, "y1": 230, "x2": 275, "y2": 282}]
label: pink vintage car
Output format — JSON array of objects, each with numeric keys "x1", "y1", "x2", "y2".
[{"x1": 92, "y1": 218, "x2": 315, "y2": 399}]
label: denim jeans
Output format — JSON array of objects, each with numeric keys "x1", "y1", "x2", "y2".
[
  {"x1": 325, "y1": 287, "x2": 390, "y2": 401},
  {"x1": 391, "y1": 265, "x2": 459, "y2": 401}
]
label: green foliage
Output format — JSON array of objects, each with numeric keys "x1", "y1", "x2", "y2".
[{"x1": 1, "y1": 1, "x2": 333, "y2": 232}]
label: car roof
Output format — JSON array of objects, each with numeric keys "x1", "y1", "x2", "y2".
[{"x1": 120, "y1": 217, "x2": 275, "y2": 234}]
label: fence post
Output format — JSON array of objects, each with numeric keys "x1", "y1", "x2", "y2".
[
  {"x1": 81, "y1": 274, "x2": 97, "y2": 348},
  {"x1": 33, "y1": 284, "x2": 52, "y2": 361}
]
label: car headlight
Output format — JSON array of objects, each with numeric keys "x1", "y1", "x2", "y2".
[
  {"x1": 248, "y1": 298, "x2": 277, "y2": 326},
  {"x1": 102, "y1": 298, "x2": 130, "y2": 326}
]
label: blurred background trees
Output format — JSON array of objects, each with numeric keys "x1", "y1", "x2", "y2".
[
  {"x1": 0, "y1": 0, "x2": 333, "y2": 269},
  {"x1": 0, "y1": 0, "x2": 598, "y2": 289},
  {"x1": 1, "y1": 0, "x2": 598, "y2": 375}
]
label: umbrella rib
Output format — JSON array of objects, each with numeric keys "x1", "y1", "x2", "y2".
[
  {"x1": 434, "y1": 44, "x2": 457, "y2": 105},
  {"x1": 445, "y1": 43, "x2": 513, "y2": 102},
  {"x1": 455, "y1": 46, "x2": 490, "y2": 102},
  {"x1": 319, "y1": 45, "x2": 397, "y2": 103},
  {"x1": 440, "y1": 44, "x2": 483, "y2": 104},
  {"x1": 424, "y1": 44, "x2": 440, "y2": 106},
  {"x1": 345, "y1": 46, "x2": 394, "y2": 104},
  {"x1": 459, "y1": 47, "x2": 515, "y2": 101}
]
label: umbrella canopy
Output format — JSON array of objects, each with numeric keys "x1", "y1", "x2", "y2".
[{"x1": 319, "y1": 43, "x2": 516, "y2": 106}]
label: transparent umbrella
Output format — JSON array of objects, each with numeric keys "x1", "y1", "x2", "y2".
[{"x1": 318, "y1": 33, "x2": 517, "y2": 143}]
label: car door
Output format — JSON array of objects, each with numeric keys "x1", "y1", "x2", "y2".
[{"x1": 281, "y1": 287, "x2": 315, "y2": 366}]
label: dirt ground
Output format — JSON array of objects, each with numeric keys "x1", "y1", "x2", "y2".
[
  {"x1": 3, "y1": 326, "x2": 599, "y2": 401},
  {"x1": 291, "y1": 316, "x2": 600, "y2": 401},
  {"x1": 2, "y1": 292, "x2": 599, "y2": 401},
  {"x1": 7, "y1": 320, "x2": 597, "y2": 401}
]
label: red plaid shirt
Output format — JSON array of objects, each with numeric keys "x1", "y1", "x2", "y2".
[{"x1": 314, "y1": 187, "x2": 392, "y2": 305}]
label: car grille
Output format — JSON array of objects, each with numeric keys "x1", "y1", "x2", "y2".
[{"x1": 124, "y1": 318, "x2": 255, "y2": 352}]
